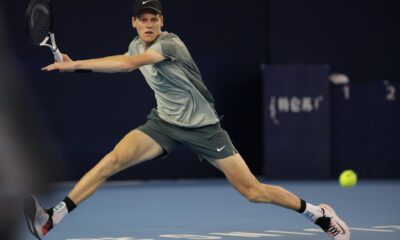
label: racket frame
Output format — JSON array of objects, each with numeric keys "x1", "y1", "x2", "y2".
[
  {"x1": 26, "y1": 0, "x2": 63, "y2": 62},
  {"x1": 39, "y1": 32, "x2": 63, "y2": 62}
]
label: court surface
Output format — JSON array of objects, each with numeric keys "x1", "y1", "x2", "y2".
[{"x1": 18, "y1": 179, "x2": 400, "y2": 240}]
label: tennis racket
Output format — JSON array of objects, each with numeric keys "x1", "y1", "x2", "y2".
[
  {"x1": 26, "y1": 0, "x2": 63, "y2": 62},
  {"x1": 26, "y1": 0, "x2": 92, "y2": 72}
]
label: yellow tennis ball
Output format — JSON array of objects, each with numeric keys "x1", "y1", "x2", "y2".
[{"x1": 339, "y1": 170, "x2": 357, "y2": 188}]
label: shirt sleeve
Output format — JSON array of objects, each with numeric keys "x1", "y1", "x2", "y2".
[
  {"x1": 149, "y1": 38, "x2": 182, "y2": 62},
  {"x1": 126, "y1": 40, "x2": 137, "y2": 56}
]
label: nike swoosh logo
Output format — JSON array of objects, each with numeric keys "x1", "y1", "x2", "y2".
[
  {"x1": 142, "y1": 0, "x2": 152, "y2": 4},
  {"x1": 217, "y1": 146, "x2": 226, "y2": 152}
]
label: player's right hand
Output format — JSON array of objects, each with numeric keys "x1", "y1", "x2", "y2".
[
  {"x1": 42, "y1": 61, "x2": 77, "y2": 72},
  {"x1": 62, "y1": 54, "x2": 73, "y2": 62}
]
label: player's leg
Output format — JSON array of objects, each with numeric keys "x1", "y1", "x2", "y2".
[
  {"x1": 23, "y1": 129, "x2": 164, "y2": 239},
  {"x1": 209, "y1": 153, "x2": 350, "y2": 240},
  {"x1": 67, "y1": 129, "x2": 163, "y2": 204},
  {"x1": 208, "y1": 153, "x2": 302, "y2": 209}
]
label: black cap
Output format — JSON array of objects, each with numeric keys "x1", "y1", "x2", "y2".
[{"x1": 132, "y1": 0, "x2": 162, "y2": 17}]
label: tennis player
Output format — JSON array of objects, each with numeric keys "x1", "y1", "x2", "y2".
[{"x1": 24, "y1": 1, "x2": 350, "y2": 240}]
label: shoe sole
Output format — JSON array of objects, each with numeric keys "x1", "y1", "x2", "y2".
[
  {"x1": 320, "y1": 204, "x2": 350, "y2": 240},
  {"x1": 23, "y1": 196, "x2": 42, "y2": 240}
]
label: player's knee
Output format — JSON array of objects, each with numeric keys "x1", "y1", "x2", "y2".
[{"x1": 97, "y1": 151, "x2": 121, "y2": 179}]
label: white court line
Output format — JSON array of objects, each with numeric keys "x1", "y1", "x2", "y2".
[
  {"x1": 66, "y1": 238, "x2": 141, "y2": 240},
  {"x1": 304, "y1": 228, "x2": 324, "y2": 233},
  {"x1": 374, "y1": 225, "x2": 400, "y2": 230},
  {"x1": 211, "y1": 232, "x2": 281, "y2": 237},
  {"x1": 349, "y1": 227, "x2": 394, "y2": 232},
  {"x1": 265, "y1": 230, "x2": 316, "y2": 236},
  {"x1": 160, "y1": 235, "x2": 221, "y2": 239}
]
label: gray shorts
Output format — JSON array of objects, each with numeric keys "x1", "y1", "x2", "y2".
[{"x1": 137, "y1": 109, "x2": 238, "y2": 161}]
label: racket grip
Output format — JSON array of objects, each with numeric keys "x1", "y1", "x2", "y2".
[{"x1": 53, "y1": 49, "x2": 63, "y2": 62}]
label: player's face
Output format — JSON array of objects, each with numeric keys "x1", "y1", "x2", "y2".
[{"x1": 132, "y1": 12, "x2": 164, "y2": 46}]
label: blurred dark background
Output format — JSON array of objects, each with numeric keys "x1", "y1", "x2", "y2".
[{"x1": 1, "y1": 0, "x2": 399, "y2": 182}]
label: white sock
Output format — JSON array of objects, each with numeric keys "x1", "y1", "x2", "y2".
[
  {"x1": 51, "y1": 201, "x2": 69, "y2": 225},
  {"x1": 302, "y1": 203, "x2": 324, "y2": 222}
]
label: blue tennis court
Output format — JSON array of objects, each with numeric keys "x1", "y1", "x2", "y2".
[{"x1": 18, "y1": 179, "x2": 400, "y2": 240}]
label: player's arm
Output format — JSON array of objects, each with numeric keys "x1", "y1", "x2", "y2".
[{"x1": 41, "y1": 50, "x2": 165, "y2": 73}]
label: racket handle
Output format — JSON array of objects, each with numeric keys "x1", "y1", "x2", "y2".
[
  {"x1": 53, "y1": 48, "x2": 63, "y2": 62},
  {"x1": 51, "y1": 47, "x2": 92, "y2": 72}
]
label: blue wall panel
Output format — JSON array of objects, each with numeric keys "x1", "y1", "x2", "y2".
[
  {"x1": 331, "y1": 80, "x2": 400, "y2": 179},
  {"x1": 263, "y1": 65, "x2": 330, "y2": 179}
]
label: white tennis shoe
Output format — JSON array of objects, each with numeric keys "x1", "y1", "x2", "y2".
[
  {"x1": 315, "y1": 204, "x2": 350, "y2": 240},
  {"x1": 23, "y1": 196, "x2": 53, "y2": 240}
]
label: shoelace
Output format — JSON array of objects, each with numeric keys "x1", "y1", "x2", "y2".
[{"x1": 327, "y1": 223, "x2": 341, "y2": 237}]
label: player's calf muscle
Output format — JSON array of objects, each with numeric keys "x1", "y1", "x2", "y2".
[
  {"x1": 242, "y1": 183, "x2": 267, "y2": 203},
  {"x1": 238, "y1": 182, "x2": 296, "y2": 206},
  {"x1": 230, "y1": 178, "x2": 265, "y2": 203}
]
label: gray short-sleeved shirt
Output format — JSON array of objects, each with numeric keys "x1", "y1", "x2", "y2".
[{"x1": 127, "y1": 32, "x2": 220, "y2": 128}]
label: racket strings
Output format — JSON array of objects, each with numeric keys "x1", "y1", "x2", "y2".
[{"x1": 27, "y1": 0, "x2": 52, "y2": 45}]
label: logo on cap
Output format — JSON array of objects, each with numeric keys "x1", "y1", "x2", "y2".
[{"x1": 142, "y1": 0, "x2": 152, "y2": 4}]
